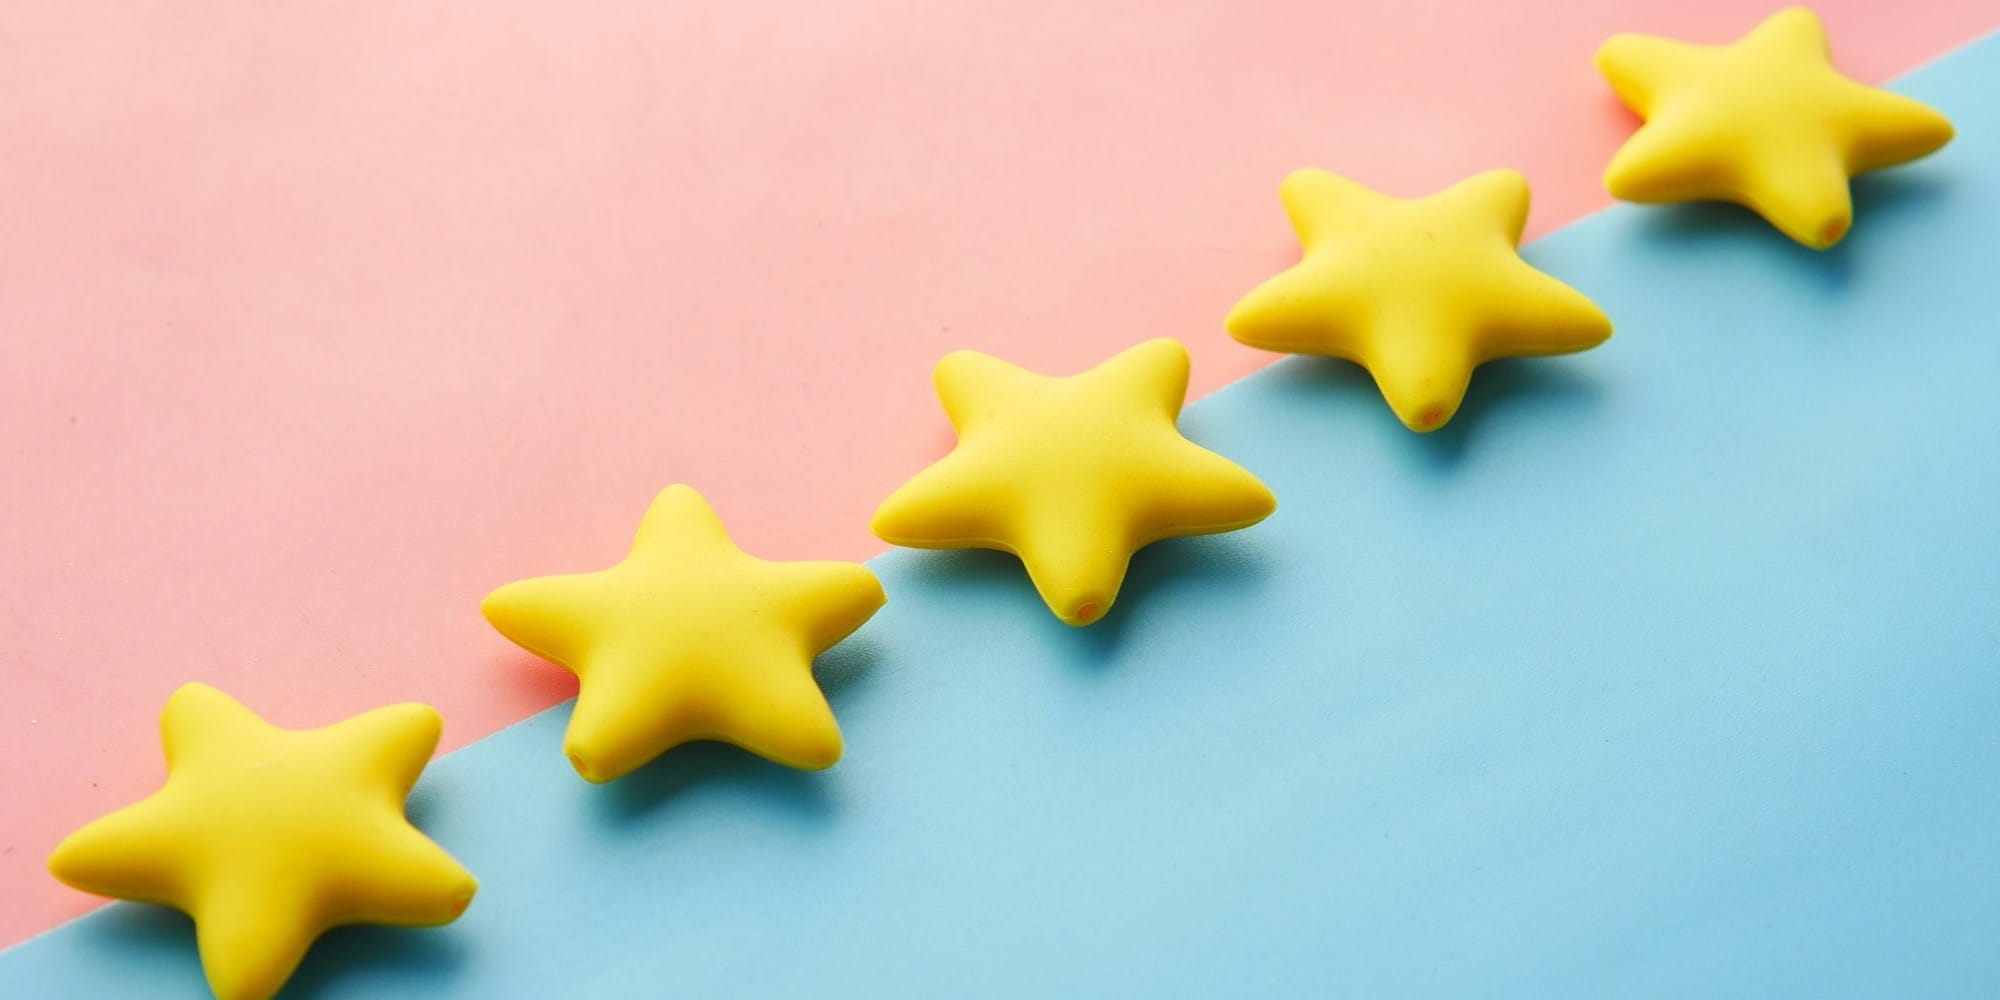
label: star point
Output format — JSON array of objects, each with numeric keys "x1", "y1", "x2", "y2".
[
  {"x1": 482, "y1": 485, "x2": 883, "y2": 781},
  {"x1": 1596, "y1": 6, "x2": 1953, "y2": 248},
  {"x1": 872, "y1": 338, "x2": 1276, "y2": 626},
  {"x1": 1227, "y1": 168, "x2": 1611, "y2": 432},
  {"x1": 48, "y1": 683, "x2": 476, "y2": 1000}
]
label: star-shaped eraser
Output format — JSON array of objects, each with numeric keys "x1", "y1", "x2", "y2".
[
  {"x1": 482, "y1": 485, "x2": 884, "y2": 782},
  {"x1": 48, "y1": 684, "x2": 477, "y2": 1000},
  {"x1": 1598, "y1": 6, "x2": 1954, "y2": 249},
  {"x1": 871, "y1": 338, "x2": 1275, "y2": 626},
  {"x1": 1226, "y1": 168, "x2": 1612, "y2": 432}
]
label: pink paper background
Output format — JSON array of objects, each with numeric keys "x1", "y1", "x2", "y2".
[{"x1": 3, "y1": 0, "x2": 1993, "y2": 946}]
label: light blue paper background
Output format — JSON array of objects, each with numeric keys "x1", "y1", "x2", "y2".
[{"x1": 7, "y1": 31, "x2": 1998, "y2": 1000}]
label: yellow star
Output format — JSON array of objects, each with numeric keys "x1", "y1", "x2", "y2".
[
  {"x1": 871, "y1": 338, "x2": 1275, "y2": 627},
  {"x1": 1226, "y1": 168, "x2": 1612, "y2": 432},
  {"x1": 481, "y1": 485, "x2": 883, "y2": 782},
  {"x1": 1598, "y1": 6, "x2": 1954, "y2": 249},
  {"x1": 48, "y1": 684, "x2": 477, "y2": 1000}
]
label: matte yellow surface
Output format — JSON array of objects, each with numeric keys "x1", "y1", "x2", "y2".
[
  {"x1": 1597, "y1": 6, "x2": 1955, "y2": 249},
  {"x1": 46, "y1": 684, "x2": 476, "y2": 1000},
  {"x1": 871, "y1": 338, "x2": 1276, "y2": 627},
  {"x1": 482, "y1": 485, "x2": 884, "y2": 782},
  {"x1": 1226, "y1": 168, "x2": 1612, "y2": 432}
]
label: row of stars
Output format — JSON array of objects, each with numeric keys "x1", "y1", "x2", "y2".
[{"x1": 46, "y1": 8, "x2": 1952, "y2": 999}]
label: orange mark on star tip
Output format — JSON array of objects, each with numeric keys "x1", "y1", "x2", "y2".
[
  {"x1": 1071, "y1": 601, "x2": 1103, "y2": 625},
  {"x1": 1818, "y1": 216, "x2": 1850, "y2": 248},
  {"x1": 1415, "y1": 406, "x2": 1447, "y2": 431},
  {"x1": 566, "y1": 750, "x2": 605, "y2": 784}
]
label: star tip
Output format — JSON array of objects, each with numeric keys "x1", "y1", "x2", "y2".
[
  {"x1": 45, "y1": 836, "x2": 88, "y2": 886},
  {"x1": 207, "y1": 977, "x2": 278, "y2": 1000},
  {"x1": 168, "y1": 680, "x2": 223, "y2": 701},
  {"x1": 1252, "y1": 489, "x2": 1279, "y2": 520},
  {"x1": 1222, "y1": 300, "x2": 1273, "y2": 346},
  {"x1": 865, "y1": 508, "x2": 903, "y2": 546},
  {"x1": 1920, "y1": 113, "x2": 1956, "y2": 150},
  {"x1": 564, "y1": 749, "x2": 616, "y2": 785},
  {"x1": 768, "y1": 723, "x2": 844, "y2": 770},
  {"x1": 843, "y1": 557, "x2": 888, "y2": 592},
  {"x1": 1755, "y1": 6, "x2": 1829, "y2": 49},
  {"x1": 1810, "y1": 216, "x2": 1851, "y2": 250},
  {"x1": 433, "y1": 867, "x2": 479, "y2": 919},
  {"x1": 1593, "y1": 33, "x2": 1644, "y2": 68},
  {"x1": 1580, "y1": 305, "x2": 1615, "y2": 344},
  {"x1": 1601, "y1": 162, "x2": 1640, "y2": 201},
  {"x1": 644, "y1": 484, "x2": 719, "y2": 526},
  {"x1": 1470, "y1": 168, "x2": 1533, "y2": 215},
  {"x1": 476, "y1": 585, "x2": 519, "y2": 627},
  {"x1": 654, "y1": 483, "x2": 702, "y2": 504},
  {"x1": 1055, "y1": 596, "x2": 1113, "y2": 627},
  {"x1": 1221, "y1": 305, "x2": 1251, "y2": 339},
  {"x1": 395, "y1": 701, "x2": 447, "y2": 739},
  {"x1": 1130, "y1": 337, "x2": 1192, "y2": 378},
  {"x1": 1783, "y1": 209, "x2": 1852, "y2": 250},
  {"x1": 1278, "y1": 165, "x2": 1330, "y2": 189},
  {"x1": 933, "y1": 347, "x2": 990, "y2": 373},
  {"x1": 931, "y1": 348, "x2": 1011, "y2": 395},
  {"x1": 1403, "y1": 404, "x2": 1457, "y2": 433},
  {"x1": 1062, "y1": 608, "x2": 1101, "y2": 627},
  {"x1": 162, "y1": 682, "x2": 239, "y2": 722}
]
